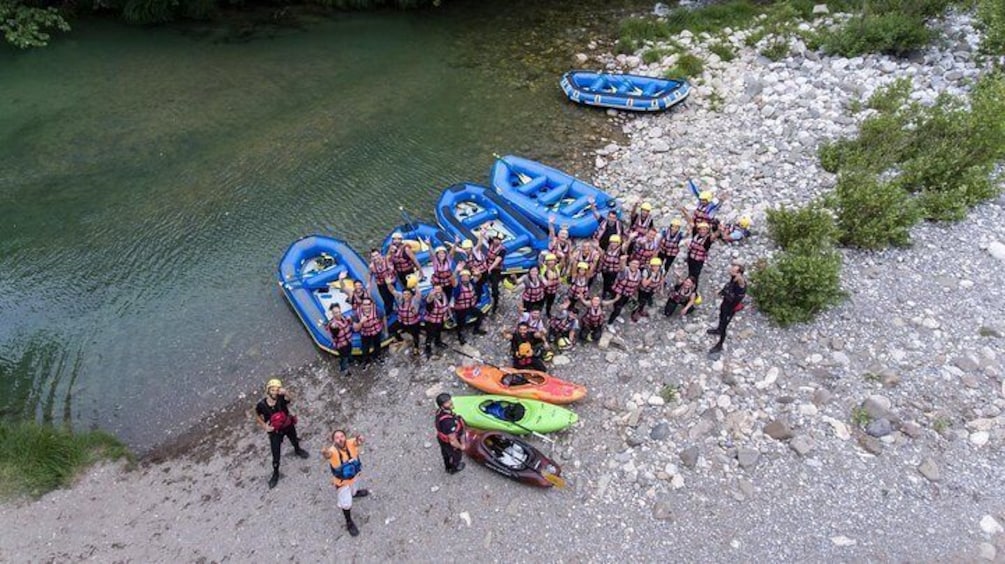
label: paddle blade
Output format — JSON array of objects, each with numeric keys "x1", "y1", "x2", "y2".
[{"x1": 542, "y1": 472, "x2": 566, "y2": 489}]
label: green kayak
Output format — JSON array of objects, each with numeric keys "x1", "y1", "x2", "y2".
[{"x1": 451, "y1": 395, "x2": 579, "y2": 435}]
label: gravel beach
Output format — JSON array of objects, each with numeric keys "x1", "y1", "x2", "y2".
[{"x1": 2, "y1": 7, "x2": 1003, "y2": 563}]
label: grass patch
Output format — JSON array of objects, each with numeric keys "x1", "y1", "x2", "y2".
[
  {"x1": 0, "y1": 421, "x2": 131, "y2": 499},
  {"x1": 708, "y1": 41, "x2": 736, "y2": 62},
  {"x1": 660, "y1": 384, "x2": 679, "y2": 403},
  {"x1": 850, "y1": 406, "x2": 873, "y2": 428},
  {"x1": 642, "y1": 45, "x2": 680, "y2": 64},
  {"x1": 665, "y1": 52, "x2": 705, "y2": 78},
  {"x1": 932, "y1": 417, "x2": 951, "y2": 433},
  {"x1": 760, "y1": 39, "x2": 791, "y2": 61}
]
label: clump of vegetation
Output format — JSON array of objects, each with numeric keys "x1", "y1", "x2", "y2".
[
  {"x1": 708, "y1": 41, "x2": 736, "y2": 62},
  {"x1": 850, "y1": 406, "x2": 873, "y2": 428},
  {"x1": 818, "y1": 0, "x2": 960, "y2": 58},
  {"x1": 0, "y1": 421, "x2": 130, "y2": 499},
  {"x1": 766, "y1": 203, "x2": 838, "y2": 251},
  {"x1": 660, "y1": 384, "x2": 680, "y2": 403},
  {"x1": 977, "y1": 0, "x2": 1005, "y2": 63},
  {"x1": 749, "y1": 249, "x2": 845, "y2": 327},
  {"x1": 761, "y1": 39, "x2": 791, "y2": 61},
  {"x1": 829, "y1": 173, "x2": 921, "y2": 249},
  {"x1": 642, "y1": 44, "x2": 681, "y2": 64},
  {"x1": 0, "y1": 0, "x2": 70, "y2": 48},
  {"x1": 665, "y1": 52, "x2": 705, "y2": 78}
]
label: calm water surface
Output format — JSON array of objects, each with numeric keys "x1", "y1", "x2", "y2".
[{"x1": 0, "y1": 1, "x2": 643, "y2": 447}]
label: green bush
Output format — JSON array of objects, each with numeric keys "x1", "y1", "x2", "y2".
[
  {"x1": 642, "y1": 46, "x2": 677, "y2": 64},
  {"x1": 0, "y1": 0, "x2": 70, "y2": 48},
  {"x1": 820, "y1": 12, "x2": 935, "y2": 57},
  {"x1": 0, "y1": 422, "x2": 130, "y2": 499},
  {"x1": 830, "y1": 173, "x2": 920, "y2": 248},
  {"x1": 766, "y1": 204, "x2": 839, "y2": 251},
  {"x1": 708, "y1": 41, "x2": 736, "y2": 62},
  {"x1": 761, "y1": 39, "x2": 790, "y2": 61},
  {"x1": 750, "y1": 249, "x2": 845, "y2": 327},
  {"x1": 977, "y1": 0, "x2": 1005, "y2": 61},
  {"x1": 665, "y1": 52, "x2": 704, "y2": 78}
]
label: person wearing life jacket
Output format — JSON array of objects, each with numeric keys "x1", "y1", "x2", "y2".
[
  {"x1": 255, "y1": 379, "x2": 309, "y2": 489},
  {"x1": 352, "y1": 296, "x2": 385, "y2": 367},
  {"x1": 459, "y1": 236, "x2": 489, "y2": 302},
  {"x1": 430, "y1": 244, "x2": 457, "y2": 298},
  {"x1": 600, "y1": 234, "x2": 627, "y2": 299},
  {"x1": 510, "y1": 322, "x2": 547, "y2": 372},
  {"x1": 348, "y1": 278, "x2": 369, "y2": 312},
  {"x1": 515, "y1": 265, "x2": 546, "y2": 313},
  {"x1": 516, "y1": 308, "x2": 548, "y2": 341},
  {"x1": 452, "y1": 270, "x2": 487, "y2": 345},
  {"x1": 541, "y1": 254, "x2": 563, "y2": 316},
  {"x1": 579, "y1": 294, "x2": 612, "y2": 342},
  {"x1": 547, "y1": 216, "x2": 575, "y2": 274},
  {"x1": 679, "y1": 183, "x2": 724, "y2": 236},
  {"x1": 708, "y1": 263, "x2": 747, "y2": 355},
  {"x1": 567, "y1": 261, "x2": 594, "y2": 307},
  {"x1": 607, "y1": 258, "x2": 643, "y2": 326},
  {"x1": 663, "y1": 275, "x2": 698, "y2": 318},
  {"x1": 591, "y1": 200, "x2": 624, "y2": 251},
  {"x1": 685, "y1": 220, "x2": 719, "y2": 283},
  {"x1": 435, "y1": 393, "x2": 466, "y2": 475},
  {"x1": 548, "y1": 298, "x2": 579, "y2": 349},
  {"x1": 719, "y1": 216, "x2": 752, "y2": 244},
  {"x1": 368, "y1": 248, "x2": 396, "y2": 316},
  {"x1": 422, "y1": 284, "x2": 450, "y2": 358},
  {"x1": 629, "y1": 226, "x2": 660, "y2": 266},
  {"x1": 571, "y1": 238, "x2": 602, "y2": 288},
  {"x1": 658, "y1": 219, "x2": 685, "y2": 274},
  {"x1": 485, "y1": 231, "x2": 508, "y2": 315},
  {"x1": 326, "y1": 304, "x2": 355, "y2": 376},
  {"x1": 628, "y1": 201, "x2": 656, "y2": 239},
  {"x1": 322, "y1": 430, "x2": 369, "y2": 537},
  {"x1": 386, "y1": 232, "x2": 424, "y2": 289},
  {"x1": 389, "y1": 282, "x2": 422, "y2": 355},
  {"x1": 632, "y1": 257, "x2": 665, "y2": 322}
]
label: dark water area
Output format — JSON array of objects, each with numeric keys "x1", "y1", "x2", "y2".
[{"x1": 0, "y1": 0, "x2": 646, "y2": 449}]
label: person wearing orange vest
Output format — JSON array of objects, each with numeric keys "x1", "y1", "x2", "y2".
[
  {"x1": 255, "y1": 379, "x2": 309, "y2": 489},
  {"x1": 435, "y1": 393, "x2": 466, "y2": 474},
  {"x1": 322, "y1": 430, "x2": 369, "y2": 537}
]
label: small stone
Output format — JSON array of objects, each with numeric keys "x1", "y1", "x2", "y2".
[
  {"x1": 459, "y1": 511, "x2": 472, "y2": 527},
  {"x1": 573, "y1": 53, "x2": 589, "y2": 65},
  {"x1": 789, "y1": 435, "x2": 815, "y2": 456},
  {"x1": 953, "y1": 355, "x2": 980, "y2": 373},
  {"x1": 858, "y1": 435, "x2": 883, "y2": 455},
  {"x1": 812, "y1": 3, "x2": 829, "y2": 14},
  {"x1": 944, "y1": 70, "x2": 963, "y2": 81},
  {"x1": 969, "y1": 431, "x2": 990, "y2": 446},
  {"x1": 829, "y1": 336, "x2": 845, "y2": 351},
  {"x1": 763, "y1": 419, "x2": 795, "y2": 441},
  {"x1": 918, "y1": 458, "x2": 941, "y2": 482},
  {"x1": 866, "y1": 418, "x2": 894, "y2": 438},
  {"x1": 979, "y1": 543, "x2": 997, "y2": 561},
  {"x1": 900, "y1": 421, "x2": 923, "y2": 439},
  {"x1": 823, "y1": 416, "x2": 851, "y2": 440},
  {"x1": 680, "y1": 446, "x2": 699, "y2": 469},
  {"x1": 652, "y1": 499, "x2": 674, "y2": 521},
  {"x1": 980, "y1": 514, "x2": 1004, "y2": 535},
  {"x1": 651, "y1": 139, "x2": 670, "y2": 153},
  {"x1": 812, "y1": 388, "x2": 833, "y2": 406},
  {"x1": 647, "y1": 395, "x2": 666, "y2": 407},
  {"x1": 830, "y1": 536, "x2": 856, "y2": 547},
  {"x1": 736, "y1": 446, "x2": 760, "y2": 469},
  {"x1": 650, "y1": 422, "x2": 671, "y2": 441}
]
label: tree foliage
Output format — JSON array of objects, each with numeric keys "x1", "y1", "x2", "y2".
[{"x1": 0, "y1": 0, "x2": 70, "y2": 48}]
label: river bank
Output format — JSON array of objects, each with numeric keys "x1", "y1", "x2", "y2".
[{"x1": 2, "y1": 5, "x2": 1004, "y2": 562}]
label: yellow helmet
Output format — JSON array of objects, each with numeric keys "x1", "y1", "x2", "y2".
[
  {"x1": 670, "y1": 218, "x2": 682, "y2": 227},
  {"x1": 556, "y1": 337, "x2": 571, "y2": 350},
  {"x1": 266, "y1": 378, "x2": 282, "y2": 392},
  {"x1": 694, "y1": 295, "x2": 703, "y2": 306},
  {"x1": 696, "y1": 222, "x2": 710, "y2": 230},
  {"x1": 459, "y1": 269, "x2": 471, "y2": 277},
  {"x1": 649, "y1": 257, "x2": 663, "y2": 267},
  {"x1": 699, "y1": 191, "x2": 712, "y2": 202},
  {"x1": 460, "y1": 239, "x2": 473, "y2": 250},
  {"x1": 544, "y1": 253, "x2": 557, "y2": 261},
  {"x1": 576, "y1": 261, "x2": 589, "y2": 270},
  {"x1": 406, "y1": 274, "x2": 419, "y2": 289},
  {"x1": 640, "y1": 202, "x2": 653, "y2": 211},
  {"x1": 738, "y1": 216, "x2": 751, "y2": 229},
  {"x1": 542, "y1": 349, "x2": 554, "y2": 362},
  {"x1": 610, "y1": 234, "x2": 622, "y2": 244}
]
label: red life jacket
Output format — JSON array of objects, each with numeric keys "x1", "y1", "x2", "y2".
[
  {"x1": 640, "y1": 268, "x2": 663, "y2": 291},
  {"x1": 549, "y1": 238, "x2": 572, "y2": 256},
  {"x1": 549, "y1": 314, "x2": 574, "y2": 334},
  {"x1": 630, "y1": 212, "x2": 653, "y2": 236},
  {"x1": 357, "y1": 310, "x2": 384, "y2": 337},
  {"x1": 328, "y1": 316, "x2": 354, "y2": 349},
  {"x1": 521, "y1": 276, "x2": 545, "y2": 303},
  {"x1": 453, "y1": 282, "x2": 477, "y2": 310},
  {"x1": 569, "y1": 275, "x2": 591, "y2": 301},
  {"x1": 688, "y1": 234, "x2": 711, "y2": 262},
  {"x1": 466, "y1": 249, "x2": 487, "y2": 276},
  {"x1": 486, "y1": 243, "x2": 505, "y2": 272},
  {"x1": 630, "y1": 237, "x2": 658, "y2": 264},
  {"x1": 670, "y1": 280, "x2": 695, "y2": 304},
  {"x1": 542, "y1": 265, "x2": 561, "y2": 295},
  {"x1": 693, "y1": 203, "x2": 714, "y2": 225},
  {"x1": 370, "y1": 257, "x2": 393, "y2": 285},
  {"x1": 391, "y1": 244, "x2": 414, "y2": 273},
  {"x1": 601, "y1": 247, "x2": 622, "y2": 273},
  {"x1": 423, "y1": 294, "x2": 450, "y2": 324},
  {"x1": 435, "y1": 410, "x2": 465, "y2": 443},
  {"x1": 396, "y1": 298, "x2": 420, "y2": 326},
  {"x1": 660, "y1": 229, "x2": 683, "y2": 256},
  {"x1": 612, "y1": 267, "x2": 642, "y2": 297},
  {"x1": 431, "y1": 254, "x2": 453, "y2": 286},
  {"x1": 582, "y1": 306, "x2": 605, "y2": 328}
]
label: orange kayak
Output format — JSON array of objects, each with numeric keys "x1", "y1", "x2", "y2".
[{"x1": 455, "y1": 364, "x2": 587, "y2": 404}]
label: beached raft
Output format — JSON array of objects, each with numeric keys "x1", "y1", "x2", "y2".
[
  {"x1": 560, "y1": 70, "x2": 690, "y2": 112},
  {"x1": 490, "y1": 154, "x2": 620, "y2": 238}
]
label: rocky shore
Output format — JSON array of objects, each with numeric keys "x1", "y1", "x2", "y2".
[{"x1": 2, "y1": 7, "x2": 1003, "y2": 562}]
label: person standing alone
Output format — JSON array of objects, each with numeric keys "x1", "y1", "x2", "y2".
[
  {"x1": 323, "y1": 430, "x2": 369, "y2": 537},
  {"x1": 708, "y1": 263, "x2": 747, "y2": 355},
  {"x1": 435, "y1": 393, "x2": 466, "y2": 474},
  {"x1": 255, "y1": 379, "x2": 309, "y2": 489}
]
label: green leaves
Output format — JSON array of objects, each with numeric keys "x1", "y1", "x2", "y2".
[
  {"x1": 750, "y1": 249, "x2": 845, "y2": 327},
  {"x1": 0, "y1": 0, "x2": 70, "y2": 49}
]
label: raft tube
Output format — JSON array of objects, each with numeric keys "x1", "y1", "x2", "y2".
[
  {"x1": 559, "y1": 70, "x2": 690, "y2": 112},
  {"x1": 490, "y1": 155, "x2": 620, "y2": 238}
]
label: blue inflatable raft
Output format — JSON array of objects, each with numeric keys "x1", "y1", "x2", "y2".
[
  {"x1": 559, "y1": 71, "x2": 690, "y2": 112},
  {"x1": 380, "y1": 221, "x2": 492, "y2": 325},
  {"x1": 277, "y1": 235, "x2": 390, "y2": 356},
  {"x1": 489, "y1": 155, "x2": 620, "y2": 238},
  {"x1": 435, "y1": 183, "x2": 549, "y2": 274}
]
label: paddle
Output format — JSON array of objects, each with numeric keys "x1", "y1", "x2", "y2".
[
  {"x1": 399, "y1": 206, "x2": 418, "y2": 235},
  {"x1": 608, "y1": 74, "x2": 643, "y2": 96},
  {"x1": 492, "y1": 153, "x2": 532, "y2": 184}
]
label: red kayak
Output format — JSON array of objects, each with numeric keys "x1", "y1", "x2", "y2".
[{"x1": 463, "y1": 429, "x2": 565, "y2": 488}]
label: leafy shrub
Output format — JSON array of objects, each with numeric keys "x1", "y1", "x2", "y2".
[
  {"x1": 665, "y1": 52, "x2": 704, "y2": 78},
  {"x1": 865, "y1": 77, "x2": 912, "y2": 113},
  {"x1": 761, "y1": 39, "x2": 790, "y2": 61},
  {"x1": 766, "y1": 204, "x2": 838, "y2": 251},
  {"x1": 0, "y1": 422, "x2": 130, "y2": 499},
  {"x1": 977, "y1": 0, "x2": 1005, "y2": 62},
  {"x1": 820, "y1": 12, "x2": 934, "y2": 57},
  {"x1": 708, "y1": 41, "x2": 736, "y2": 62},
  {"x1": 830, "y1": 173, "x2": 920, "y2": 248},
  {"x1": 0, "y1": 0, "x2": 70, "y2": 48},
  {"x1": 750, "y1": 249, "x2": 845, "y2": 327}
]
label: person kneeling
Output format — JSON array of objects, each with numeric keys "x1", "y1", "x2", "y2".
[{"x1": 510, "y1": 322, "x2": 547, "y2": 372}]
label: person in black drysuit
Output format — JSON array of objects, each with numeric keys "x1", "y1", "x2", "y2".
[
  {"x1": 435, "y1": 393, "x2": 466, "y2": 474},
  {"x1": 708, "y1": 263, "x2": 747, "y2": 355},
  {"x1": 510, "y1": 322, "x2": 547, "y2": 372},
  {"x1": 255, "y1": 379, "x2": 309, "y2": 489}
]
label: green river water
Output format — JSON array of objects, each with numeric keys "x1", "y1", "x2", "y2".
[{"x1": 0, "y1": 1, "x2": 644, "y2": 448}]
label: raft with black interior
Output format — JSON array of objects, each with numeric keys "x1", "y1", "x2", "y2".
[
  {"x1": 450, "y1": 394, "x2": 578, "y2": 435},
  {"x1": 435, "y1": 183, "x2": 548, "y2": 274},
  {"x1": 490, "y1": 155, "x2": 620, "y2": 238},
  {"x1": 559, "y1": 70, "x2": 690, "y2": 112},
  {"x1": 463, "y1": 429, "x2": 565, "y2": 488},
  {"x1": 277, "y1": 234, "x2": 390, "y2": 355},
  {"x1": 379, "y1": 222, "x2": 491, "y2": 327}
]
